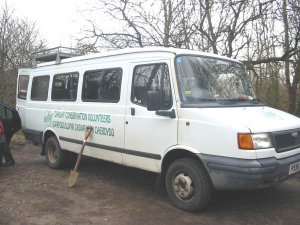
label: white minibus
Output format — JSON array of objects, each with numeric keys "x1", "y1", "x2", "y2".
[{"x1": 17, "y1": 47, "x2": 300, "y2": 211}]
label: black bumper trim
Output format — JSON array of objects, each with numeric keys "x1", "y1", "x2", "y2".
[
  {"x1": 198, "y1": 153, "x2": 300, "y2": 190},
  {"x1": 207, "y1": 162, "x2": 276, "y2": 174}
]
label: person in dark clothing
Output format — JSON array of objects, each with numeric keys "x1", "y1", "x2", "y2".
[
  {"x1": 1, "y1": 142, "x2": 15, "y2": 167},
  {"x1": 0, "y1": 119, "x2": 15, "y2": 167},
  {"x1": 0, "y1": 119, "x2": 6, "y2": 166},
  {"x1": 0, "y1": 139, "x2": 5, "y2": 167}
]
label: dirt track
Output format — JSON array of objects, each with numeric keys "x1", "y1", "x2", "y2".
[{"x1": 1, "y1": 135, "x2": 300, "y2": 225}]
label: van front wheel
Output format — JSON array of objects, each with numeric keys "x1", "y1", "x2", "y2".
[
  {"x1": 165, "y1": 157, "x2": 212, "y2": 212},
  {"x1": 45, "y1": 136, "x2": 67, "y2": 169}
]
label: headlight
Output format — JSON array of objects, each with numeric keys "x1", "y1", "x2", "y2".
[
  {"x1": 238, "y1": 133, "x2": 272, "y2": 150},
  {"x1": 252, "y1": 133, "x2": 272, "y2": 148}
]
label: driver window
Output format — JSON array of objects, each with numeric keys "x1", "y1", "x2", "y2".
[{"x1": 131, "y1": 63, "x2": 172, "y2": 110}]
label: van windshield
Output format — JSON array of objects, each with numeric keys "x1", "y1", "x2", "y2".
[{"x1": 175, "y1": 55, "x2": 258, "y2": 107}]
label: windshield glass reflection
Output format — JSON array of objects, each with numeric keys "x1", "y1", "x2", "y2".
[{"x1": 176, "y1": 56, "x2": 256, "y2": 105}]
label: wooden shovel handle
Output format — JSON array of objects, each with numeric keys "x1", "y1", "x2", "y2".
[
  {"x1": 73, "y1": 127, "x2": 93, "y2": 172},
  {"x1": 84, "y1": 126, "x2": 93, "y2": 139}
]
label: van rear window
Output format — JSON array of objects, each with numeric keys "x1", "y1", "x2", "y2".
[
  {"x1": 82, "y1": 68, "x2": 122, "y2": 103},
  {"x1": 31, "y1": 75, "x2": 50, "y2": 101},
  {"x1": 18, "y1": 75, "x2": 29, "y2": 100}
]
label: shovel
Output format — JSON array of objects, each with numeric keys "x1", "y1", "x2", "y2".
[{"x1": 68, "y1": 126, "x2": 93, "y2": 187}]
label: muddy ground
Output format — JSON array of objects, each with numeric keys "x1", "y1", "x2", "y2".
[{"x1": 1, "y1": 134, "x2": 300, "y2": 225}]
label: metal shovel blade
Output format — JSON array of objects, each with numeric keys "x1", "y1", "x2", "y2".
[
  {"x1": 67, "y1": 126, "x2": 93, "y2": 188},
  {"x1": 68, "y1": 170, "x2": 79, "y2": 187}
]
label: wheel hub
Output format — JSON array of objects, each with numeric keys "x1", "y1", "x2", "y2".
[
  {"x1": 48, "y1": 143, "x2": 58, "y2": 163},
  {"x1": 173, "y1": 173, "x2": 194, "y2": 200}
]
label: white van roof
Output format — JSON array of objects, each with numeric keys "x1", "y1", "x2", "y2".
[{"x1": 36, "y1": 47, "x2": 240, "y2": 68}]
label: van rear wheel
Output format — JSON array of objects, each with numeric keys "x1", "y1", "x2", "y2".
[
  {"x1": 45, "y1": 136, "x2": 67, "y2": 169},
  {"x1": 165, "y1": 157, "x2": 212, "y2": 212}
]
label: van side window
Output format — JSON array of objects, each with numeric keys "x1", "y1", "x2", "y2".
[
  {"x1": 18, "y1": 75, "x2": 29, "y2": 100},
  {"x1": 31, "y1": 75, "x2": 50, "y2": 101},
  {"x1": 82, "y1": 68, "x2": 122, "y2": 103},
  {"x1": 52, "y1": 72, "x2": 79, "y2": 101},
  {"x1": 131, "y1": 63, "x2": 172, "y2": 109}
]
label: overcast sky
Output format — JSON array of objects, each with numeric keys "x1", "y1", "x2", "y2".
[{"x1": 3, "y1": 0, "x2": 99, "y2": 47}]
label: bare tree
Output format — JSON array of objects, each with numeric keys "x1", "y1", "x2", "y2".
[
  {"x1": 0, "y1": 3, "x2": 44, "y2": 104},
  {"x1": 78, "y1": 0, "x2": 195, "y2": 50},
  {"x1": 78, "y1": 0, "x2": 300, "y2": 115},
  {"x1": 245, "y1": 0, "x2": 300, "y2": 114}
]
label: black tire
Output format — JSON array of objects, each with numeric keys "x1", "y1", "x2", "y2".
[
  {"x1": 165, "y1": 157, "x2": 212, "y2": 212},
  {"x1": 45, "y1": 136, "x2": 67, "y2": 169}
]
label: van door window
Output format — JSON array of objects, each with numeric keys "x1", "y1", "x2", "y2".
[
  {"x1": 52, "y1": 72, "x2": 79, "y2": 101},
  {"x1": 131, "y1": 63, "x2": 172, "y2": 109},
  {"x1": 82, "y1": 68, "x2": 122, "y2": 103},
  {"x1": 31, "y1": 75, "x2": 50, "y2": 101},
  {"x1": 18, "y1": 75, "x2": 29, "y2": 100}
]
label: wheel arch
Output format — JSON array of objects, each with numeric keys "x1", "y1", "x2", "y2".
[
  {"x1": 42, "y1": 128, "x2": 59, "y2": 155},
  {"x1": 43, "y1": 128, "x2": 58, "y2": 143},
  {"x1": 161, "y1": 146, "x2": 204, "y2": 177}
]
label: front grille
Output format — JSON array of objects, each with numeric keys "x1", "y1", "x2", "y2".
[{"x1": 272, "y1": 129, "x2": 300, "y2": 153}]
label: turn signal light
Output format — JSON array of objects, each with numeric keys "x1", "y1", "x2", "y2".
[{"x1": 238, "y1": 133, "x2": 254, "y2": 150}]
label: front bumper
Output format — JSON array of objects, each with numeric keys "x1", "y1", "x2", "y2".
[{"x1": 198, "y1": 153, "x2": 300, "y2": 190}]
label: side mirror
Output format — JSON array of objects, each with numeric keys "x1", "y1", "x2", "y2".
[{"x1": 147, "y1": 91, "x2": 160, "y2": 111}]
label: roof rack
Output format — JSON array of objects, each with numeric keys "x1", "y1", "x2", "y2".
[{"x1": 33, "y1": 46, "x2": 82, "y2": 66}]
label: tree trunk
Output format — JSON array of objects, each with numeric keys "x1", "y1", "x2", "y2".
[
  {"x1": 162, "y1": 0, "x2": 172, "y2": 47},
  {"x1": 295, "y1": 59, "x2": 300, "y2": 116},
  {"x1": 0, "y1": 53, "x2": 4, "y2": 101},
  {"x1": 282, "y1": 0, "x2": 296, "y2": 114}
]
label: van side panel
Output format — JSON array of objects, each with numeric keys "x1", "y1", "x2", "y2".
[
  {"x1": 20, "y1": 52, "x2": 179, "y2": 172},
  {"x1": 23, "y1": 59, "x2": 131, "y2": 165}
]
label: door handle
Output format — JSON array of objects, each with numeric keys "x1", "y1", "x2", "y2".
[{"x1": 130, "y1": 107, "x2": 135, "y2": 116}]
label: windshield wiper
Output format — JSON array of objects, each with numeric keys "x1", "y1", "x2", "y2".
[
  {"x1": 249, "y1": 98, "x2": 260, "y2": 104},
  {"x1": 198, "y1": 98, "x2": 216, "y2": 102},
  {"x1": 215, "y1": 99, "x2": 238, "y2": 105},
  {"x1": 216, "y1": 98, "x2": 260, "y2": 105}
]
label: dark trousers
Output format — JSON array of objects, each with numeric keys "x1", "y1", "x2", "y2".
[
  {"x1": 0, "y1": 143, "x2": 4, "y2": 165},
  {"x1": 0, "y1": 141, "x2": 14, "y2": 165}
]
